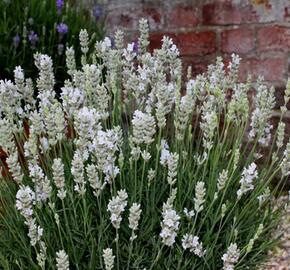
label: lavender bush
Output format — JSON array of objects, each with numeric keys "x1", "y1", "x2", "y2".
[{"x1": 0, "y1": 19, "x2": 289, "y2": 269}]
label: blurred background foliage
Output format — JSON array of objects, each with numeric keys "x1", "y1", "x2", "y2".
[{"x1": 0, "y1": 0, "x2": 105, "y2": 86}]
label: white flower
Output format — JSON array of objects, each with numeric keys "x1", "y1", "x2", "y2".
[
  {"x1": 138, "y1": 18, "x2": 149, "y2": 54},
  {"x1": 37, "y1": 241, "x2": 47, "y2": 270},
  {"x1": 281, "y1": 140, "x2": 290, "y2": 177},
  {"x1": 86, "y1": 164, "x2": 105, "y2": 197},
  {"x1": 237, "y1": 163, "x2": 257, "y2": 199},
  {"x1": 160, "y1": 139, "x2": 170, "y2": 166},
  {"x1": 182, "y1": 234, "x2": 206, "y2": 257},
  {"x1": 74, "y1": 107, "x2": 100, "y2": 155},
  {"x1": 132, "y1": 110, "x2": 156, "y2": 145},
  {"x1": 248, "y1": 84, "x2": 275, "y2": 146},
  {"x1": 160, "y1": 204, "x2": 180, "y2": 247},
  {"x1": 103, "y1": 248, "x2": 115, "y2": 270},
  {"x1": 200, "y1": 97, "x2": 218, "y2": 150},
  {"x1": 65, "y1": 46, "x2": 76, "y2": 76},
  {"x1": 25, "y1": 218, "x2": 43, "y2": 246},
  {"x1": 16, "y1": 185, "x2": 35, "y2": 220},
  {"x1": 107, "y1": 189, "x2": 128, "y2": 229},
  {"x1": 222, "y1": 243, "x2": 240, "y2": 270},
  {"x1": 6, "y1": 149, "x2": 23, "y2": 184},
  {"x1": 194, "y1": 181, "x2": 206, "y2": 213},
  {"x1": 129, "y1": 203, "x2": 142, "y2": 241},
  {"x1": 183, "y1": 208, "x2": 195, "y2": 219},
  {"x1": 101, "y1": 37, "x2": 112, "y2": 52},
  {"x1": 61, "y1": 86, "x2": 84, "y2": 117},
  {"x1": 52, "y1": 158, "x2": 66, "y2": 200},
  {"x1": 217, "y1": 169, "x2": 228, "y2": 192},
  {"x1": 93, "y1": 128, "x2": 121, "y2": 184},
  {"x1": 79, "y1": 29, "x2": 89, "y2": 54},
  {"x1": 276, "y1": 121, "x2": 285, "y2": 149},
  {"x1": 56, "y1": 250, "x2": 69, "y2": 270},
  {"x1": 29, "y1": 163, "x2": 51, "y2": 202},
  {"x1": 71, "y1": 150, "x2": 86, "y2": 196},
  {"x1": 127, "y1": 43, "x2": 135, "y2": 53}
]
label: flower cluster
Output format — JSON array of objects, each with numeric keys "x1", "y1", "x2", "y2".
[
  {"x1": 160, "y1": 202, "x2": 180, "y2": 247},
  {"x1": 221, "y1": 243, "x2": 240, "y2": 270},
  {"x1": 182, "y1": 234, "x2": 206, "y2": 257},
  {"x1": 237, "y1": 163, "x2": 258, "y2": 199},
  {"x1": 107, "y1": 189, "x2": 128, "y2": 230},
  {"x1": 56, "y1": 250, "x2": 69, "y2": 270}
]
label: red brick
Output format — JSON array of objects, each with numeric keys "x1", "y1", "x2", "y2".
[
  {"x1": 222, "y1": 28, "x2": 255, "y2": 54},
  {"x1": 149, "y1": 31, "x2": 217, "y2": 56},
  {"x1": 182, "y1": 57, "x2": 212, "y2": 78},
  {"x1": 169, "y1": 4, "x2": 199, "y2": 28},
  {"x1": 257, "y1": 26, "x2": 290, "y2": 52},
  {"x1": 149, "y1": 33, "x2": 175, "y2": 52},
  {"x1": 238, "y1": 58, "x2": 285, "y2": 82},
  {"x1": 202, "y1": 3, "x2": 258, "y2": 25},
  {"x1": 177, "y1": 31, "x2": 217, "y2": 55},
  {"x1": 106, "y1": 5, "x2": 163, "y2": 32}
]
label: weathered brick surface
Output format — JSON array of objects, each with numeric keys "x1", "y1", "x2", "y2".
[
  {"x1": 202, "y1": 2, "x2": 259, "y2": 25},
  {"x1": 168, "y1": 4, "x2": 199, "y2": 28},
  {"x1": 222, "y1": 27, "x2": 255, "y2": 54},
  {"x1": 238, "y1": 58, "x2": 285, "y2": 82},
  {"x1": 101, "y1": 0, "x2": 290, "y2": 89},
  {"x1": 257, "y1": 26, "x2": 290, "y2": 52},
  {"x1": 149, "y1": 31, "x2": 217, "y2": 56}
]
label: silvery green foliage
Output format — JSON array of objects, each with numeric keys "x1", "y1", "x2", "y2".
[{"x1": 0, "y1": 18, "x2": 289, "y2": 270}]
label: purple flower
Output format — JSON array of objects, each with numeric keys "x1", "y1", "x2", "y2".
[
  {"x1": 56, "y1": 0, "x2": 64, "y2": 14},
  {"x1": 56, "y1": 23, "x2": 68, "y2": 35},
  {"x1": 133, "y1": 41, "x2": 138, "y2": 54},
  {"x1": 13, "y1": 34, "x2": 20, "y2": 48},
  {"x1": 92, "y1": 4, "x2": 103, "y2": 20},
  {"x1": 28, "y1": 31, "x2": 38, "y2": 47}
]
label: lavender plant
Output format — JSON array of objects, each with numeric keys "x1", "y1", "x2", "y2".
[{"x1": 0, "y1": 19, "x2": 289, "y2": 269}]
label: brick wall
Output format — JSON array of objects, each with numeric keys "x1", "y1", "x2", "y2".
[{"x1": 103, "y1": 0, "x2": 290, "y2": 89}]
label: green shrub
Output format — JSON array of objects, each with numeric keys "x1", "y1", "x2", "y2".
[
  {"x1": 0, "y1": 19, "x2": 289, "y2": 270},
  {"x1": 0, "y1": 0, "x2": 105, "y2": 85}
]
